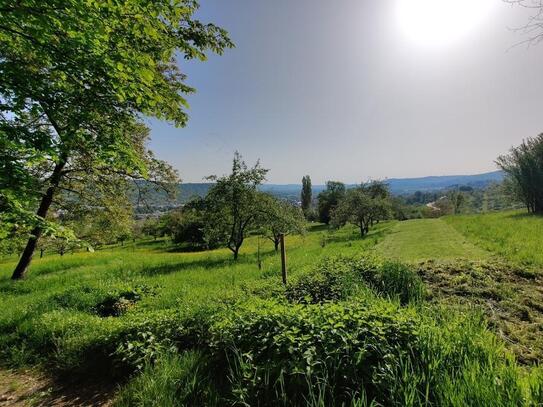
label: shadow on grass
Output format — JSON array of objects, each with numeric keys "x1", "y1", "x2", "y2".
[
  {"x1": 324, "y1": 226, "x2": 391, "y2": 245},
  {"x1": 507, "y1": 211, "x2": 543, "y2": 220},
  {"x1": 138, "y1": 250, "x2": 275, "y2": 276}
]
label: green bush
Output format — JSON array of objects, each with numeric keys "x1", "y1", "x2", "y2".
[
  {"x1": 285, "y1": 255, "x2": 424, "y2": 306},
  {"x1": 285, "y1": 257, "x2": 359, "y2": 304},
  {"x1": 202, "y1": 298, "x2": 540, "y2": 407}
]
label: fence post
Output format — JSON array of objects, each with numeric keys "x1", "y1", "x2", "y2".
[{"x1": 280, "y1": 233, "x2": 287, "y2": 285}]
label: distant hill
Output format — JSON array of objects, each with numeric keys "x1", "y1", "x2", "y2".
[
  {"x1": 260, "y1": 171, "x2": 505, "y2": 199},
  {"x1": 385, "y1": 170, "x2": 504, "y2": 195},
  {"x1": 134, "y1": 171, "x2": 505, "y2": 212}
]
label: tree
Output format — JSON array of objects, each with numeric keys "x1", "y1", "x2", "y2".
[
  {"x1": 331, "y1": 187, "x2": 391, "y2": 237},
  {"x1": 204, "y1": 153, "x2": 268, "y2": 260},
  {"x1": 169, "y1": 198, "x2": 208, "y2": 248},
  {"x1": 301, "y1": 175, "x2": 312, "y2": 215},
  {"x1": 496, "y1": 134, "x2": 543, "y2": 214},
  {"x1": 506, "y1": 0, "x2": 543, "y2": 46},
  {"x1": 1, "y1": 1, "x2": 233, "y2": 279},
  {"x1": 258, "y1": 194, "x2": 305, "y2": 252},
  {"x1": 447, "y1": 190, "x2": 466, "y2": 214},
  {"x1": 317, "y1": 181, "x2": 346, "y2": 224}
]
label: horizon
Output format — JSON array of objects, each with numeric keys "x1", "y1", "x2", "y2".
[{"x1": 178, "y1": 168, "x2": 503, "y2": 186}]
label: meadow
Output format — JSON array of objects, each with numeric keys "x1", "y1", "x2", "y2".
[
  {"x1": 444, "y1": 210, "x2": 543, "y2": 267},
  {"x1": 1, "y1": 216, "x2": 543, "y2": 405}
]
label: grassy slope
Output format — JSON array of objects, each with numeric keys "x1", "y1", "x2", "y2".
[
  {"x1": 0, "y1": 223, "x2": 392, "y2": 367},
  {"x1": 444, "y1": 210, "x2": 543, "y2": 267},
  {"x1": 2, "y1": 216, "x2": 543, "y2": 404},
  {"x1": 375, "y1": 218, "x2": 489, "y2": 262}
]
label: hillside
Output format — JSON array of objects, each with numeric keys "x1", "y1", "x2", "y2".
[
  {"x1": 134, "y1": 171, "x2": 505, "y2": 209},
  {"x1": 1, "y1": 211, "x2": 543, "y2": 404}
]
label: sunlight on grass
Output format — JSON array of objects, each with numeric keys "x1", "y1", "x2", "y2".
[
  {"x1": 444, "y1": 210, "x2": 543, "y2": 268},
  {"x1": 375, "y1": 218, "x2": 490, "y2": 262}
]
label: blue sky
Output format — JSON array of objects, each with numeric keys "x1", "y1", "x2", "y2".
[{"x1": 147, "y1": 0, "x2": 543, "y2": 184}]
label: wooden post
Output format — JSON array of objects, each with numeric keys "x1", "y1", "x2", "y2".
[
  {"x1": 280, "y1": 233, "x2": 287, "y2": 285},
  {"x1": 257, "y1": 235, "x2": 262, "y2": 270}
]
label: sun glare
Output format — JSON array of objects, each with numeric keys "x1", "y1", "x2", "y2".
[{"x1": 396, "y1": 0, "x2": 495, "y2": 48}]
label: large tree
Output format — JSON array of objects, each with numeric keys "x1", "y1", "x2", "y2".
[
  {"x1": 0, "y1": 0, "x2": 232, "y2": 279},
  {"x1": 331, "y1": 187, "x2": 391, "y2": 237},
  {"x1": 317, "y1": 181, "x2": 346, "y2": 224},
  {"x1": 301, "y1": 175, "x2": 312, "y2": 215},
  {"x1": 496, "y1": 134, "x2": 543, "y2": 213},
  {"x1": 204, "y1": 153, "x2": 268, "y2": 260}
]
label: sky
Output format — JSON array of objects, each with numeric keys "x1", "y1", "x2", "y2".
[{"x1": 146, "y1": 0, "x2": 543, "y2": 184}]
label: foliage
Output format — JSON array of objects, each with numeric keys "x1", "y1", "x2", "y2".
[
  {"x1": 317, "y1": 181, "x2": 346, "y2": 224},
  {"x1": 0, "y1": 0, "x2": 232, "y2": 278},
  {"x1": 114, "y1": 351, "x2": 219, "y2": 407},
  {"x1": 171, "y1": 199, "x2": 208, "y2": 248},
  {"x1": 257, "y1": 194, "x2": 306, "y2": 251},
  {"x1": 285, "y1": 256, "x2": 360, "y2": 304},
  {"x1": 331, "y1": 185, "x2": 392, "y2": 237},
  {"x1": 301, "y1": 175, "x2": 312, "y2": 216},
  {"x1": 203, "y1": 152, "x2": 268, "y2": 259},
  {"x1": 497, "y1": 134, "x2": 543, "y2": 213}
]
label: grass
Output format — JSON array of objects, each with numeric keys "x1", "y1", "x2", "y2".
[
  {"x1": 375, "y1": 218, "x2": 490, "y2": 262},
  {"x1": 444, "y1": 210, "x2": 543, "y2": 268},
  {"x1": 0, "y1": 223, "x2": 391, "y2": 371},
  {"x1": 2, "y1": 215, "x2": 543, "y2": 405}
]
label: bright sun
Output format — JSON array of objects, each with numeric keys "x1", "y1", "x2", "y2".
[{"x1": 396, "y1": 0, "x2": 495, "y2": 48}]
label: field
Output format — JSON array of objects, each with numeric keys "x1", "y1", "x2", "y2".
[
  {"x1": 1, "y1": 215, "x2": 543, "y2": 405},
  {"x1": 375, "y1": 218, "x2": 489, "y2": 262},
  {"x1": 444, "y1": 210, "x2": 543, "y2": 267}
]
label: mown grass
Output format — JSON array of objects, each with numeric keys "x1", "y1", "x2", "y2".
[
  {"x1": 376, "y1": 218, "x2": 490, "y2": 262},
  {"x1": 444, "y1": 210, "x2": 543, "y2": 268}
]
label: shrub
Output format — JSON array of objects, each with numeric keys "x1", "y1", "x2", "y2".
[
  {"x1": 205, "y1": 299, "x2": 540, "y2": 406},
  {"x1": 344, "y1": 255, "x2": 424, "y2": 305},
  {"x1": 209, "y1": 298, "x2": 418, "y2": 406},
  {"x1": 285, "y1": 257, "x2": 359, "y2": 304},
  {"x1": 285, "y1": 255, "x2": 424, "y2": 306}
]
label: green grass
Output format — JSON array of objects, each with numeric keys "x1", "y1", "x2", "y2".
[
  {"x1": 376, "y1": 218, "x2": 490, "y2": 262},
  {"x1": 0, "y1": 223, "x2": 390, "y2": 371},
  {"x1": 444, "y1": 210, "x2": 543, "y2": 267},
  {"x1": 2, "y1": 217, "x2": 543, "y2": 405}
]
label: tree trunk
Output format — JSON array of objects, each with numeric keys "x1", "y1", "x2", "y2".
[
  {"x1": 11, "y1": 160, "x2": 66, "y2": 280},
  {"x1": 360, "y1": 224, "x2": 365, "y2": 237},
  {"x1": 233, "y1": 248, "x2": 239, "y2": 260},
  {"x1": 274, "y1": 238, "x2": 280, "y2": 252}
]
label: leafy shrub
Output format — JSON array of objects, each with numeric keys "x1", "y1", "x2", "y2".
[
  {"x1": 209, "y1": 298, "x2": 419, "y2": 406},
  {"x1": 286, "y1": 255, "x2": 424, "y2": 305},
  {"x1": 341, "y1": 255, "x2": 424, "y2": 305},
  {"x1": 205, "y1": 299, "x2": 540, "y2": 406},
  {"x1": 285, "y1": 257, "x2": 359, "y2": 304},
  {"x1": 113, "y1": 305, "x2": 218, "y2": 372}
]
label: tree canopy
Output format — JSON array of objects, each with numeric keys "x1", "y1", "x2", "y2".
[
  {"x1": 317, "y1": 181, "x2": 346, "y2": 224},
  {"x1": 203, "y1": 152, "x2": 268, "y2": 260},
  {"x1": 0, "y1": 0, "x2": 233, "y2": 278},
  {"x1": 497, "y1": 134, "x2": 543, "y2": 214}
]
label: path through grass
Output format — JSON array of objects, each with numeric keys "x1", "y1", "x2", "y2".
[{"x1": 376, "y1": 218, "x2": 490, "y2": 262}]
